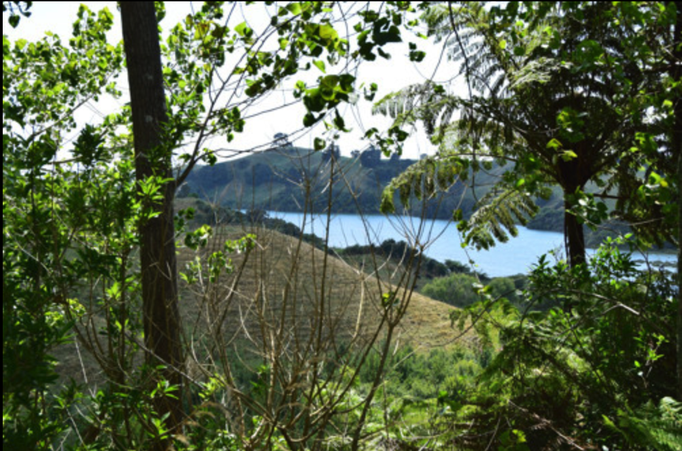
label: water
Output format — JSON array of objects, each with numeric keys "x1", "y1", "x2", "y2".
[{"x1": 266, "y1": 211, "x2": 677, "y2": 278}]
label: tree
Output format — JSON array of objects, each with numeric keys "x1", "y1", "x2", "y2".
[
  {"x1": 3, "y1": 4, "x2": 127, "y2": 447},
  {"x1": 120, "y1": 2, "x2": 184, "y2": 439},
  {"x1": 376, "y1": 3, "x2": 681, "y2": 445},
  {"x1": 376, "y1": 4, "x2": 681, "y2": 444},
  {"x1": 359, "y1": 145, "x2": 381, "y2": 168},
  {"x1": 274, "y1": 131, "x2": 291, "y2": 148},
  {"x1": 421, "y1": 273, "x2": 480, "y2": 307},
  {"x1": 378, "y1": 2, "x2": 678, "y2": 270}
]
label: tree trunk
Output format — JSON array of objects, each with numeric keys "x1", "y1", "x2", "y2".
[
  {"x1": 558, "y1": 158, "x2": 587, "y2": 269},
  {"x1": 120, "y1": 2, "x2": 184, "y2": 444},
  {"x1": 564, "y1": 199, "x2": 586, "y2": 268}
]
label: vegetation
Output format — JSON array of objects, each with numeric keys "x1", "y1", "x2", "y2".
[
  {"x1": 182, "y1": 145, "x2": 652, "y2": 250},
  {"x1": 377, "y1": 2, "x2": 679, "y2": 266},
  {"x1": 3, "y1": 1, "x2": 680, "y2": 451}
]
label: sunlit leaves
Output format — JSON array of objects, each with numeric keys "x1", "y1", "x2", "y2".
[
  {"x1": 184, "y1": 224, "x2": 213, "y2": 250},
  {"x1": 181, "y1": 234, "x2": 255, "y2": 285},
  {"x1": 4, "y1": 4, "x2": 123, "y2": 134},
  {"x1": 457, "y1": 187, "x2": 539, "y2": 250},
  {"x1": 381, "y1": 153, "x2": 466, "y2": 213}
]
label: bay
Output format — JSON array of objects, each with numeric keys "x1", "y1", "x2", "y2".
[{"x1": 266, "y1": 211, "x2": 677, "y2": 278}]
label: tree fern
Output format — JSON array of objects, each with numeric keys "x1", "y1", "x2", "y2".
[
  {"x1": 375, "y1": 1, "x2": 675, "y2": 265},
  {"x1": 457, "y1": 187, "x2": 539, "y2": 250}
]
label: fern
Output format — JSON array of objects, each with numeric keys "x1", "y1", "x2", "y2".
[
  {"x1": 604, "y1": 397, "x2": 682, "y2": 451},
  {"x1": 372, "y1": 81, "x2": 459, "y2": 136},
  {"x1": 457, "y1": 187, "x2": 539, "y2": 250},
  {"x1": 380, "y1": 153, "x2": 467, "y2": 214}
]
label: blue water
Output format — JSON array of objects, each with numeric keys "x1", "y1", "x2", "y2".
[{"x1": 267, "y1": 211, "x2": 677, "y2": 278}]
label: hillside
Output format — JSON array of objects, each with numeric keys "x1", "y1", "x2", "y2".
[
  {"x1": 182, "y1": 146, "x2": 650, "y2": 247},
  {"x1": 178, "y1": 225, "x2": 461, "y2": 353},
  {"x1": 181, "y1": 146, "x2": 501, "y2": 221},
  {"x1": 54, "y1": 224, "x2": 463, "y2": 389}
]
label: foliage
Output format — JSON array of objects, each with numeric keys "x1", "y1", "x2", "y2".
[
  {"x1": 422, "y1": 273, "x2": 481, "y2": 308},
  {"x1": 445, "y1": 237, "x2": 679, "y2": 449},
  {"x1": 376, "y1": 1, "x2": 680, "y2": 266},
  {"x1": 3, "y1": 2, "x2": 436, "y2": 448},
  {"x1": 604, "y1": 397, "x2": 682, "y2": 451},
  {"x1": 4, "y1": 2, "x2": 680, "y2": 449},
  {"x1": 3, "y1": 3, "x2": 130, "y2": 447}
]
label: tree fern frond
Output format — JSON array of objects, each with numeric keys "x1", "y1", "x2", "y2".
[
  {"x1": 458, "y1": 187, "x2": 539, "y2": 250},
  {"x1": 509, "y1": 57, "x2": 562, "y2": 90},
  {"x1": 373, "y1": 81, "x2": 464, "y2": 137},
  {"x1": 380, "y1": 153, "x2": 466, "y2": 214}
]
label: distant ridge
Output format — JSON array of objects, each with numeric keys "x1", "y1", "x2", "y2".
[{"x1": 180, "y1": 146, "x2": 634, "y2": 244}]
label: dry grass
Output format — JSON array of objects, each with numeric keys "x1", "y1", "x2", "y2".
[
  {"x1": 54, "y1": 223, "x2": 469, "y2": 390},
  {"x1": 178, "y1": 224, "x2": 463, "y2": 354}
]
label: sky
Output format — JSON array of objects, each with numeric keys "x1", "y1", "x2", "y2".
[{"x1": 4, "y1": 2, "x2": 466, "y2": 160}]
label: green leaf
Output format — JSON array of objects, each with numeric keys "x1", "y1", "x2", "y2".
[
  {"x1": 561, "y1": 150, "x2": 578, "y2": 161},
  {"x1": 318, "y1": 24, "x2": 338, "y2": 43},
  {"x1": 286, "y1": 3, "x2": 302, "y2": 15},
  {"x1": 546, "y1": 138, "x2": 562, "y2": 150},
  {"x1": 303, "y1": 112, "x2": 317, "y2": 127},
  {"x1": 235, "y1": 22, "x2": 251, "y2": 37},
  {"x1": 312, "y1": 59, "x2": 326, "y2": 73}
]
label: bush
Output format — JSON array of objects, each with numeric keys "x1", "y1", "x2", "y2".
[
  {"x1": 422, "y1": 273, "x2": 519, "y2": 307},
  {"x1": 443, "y1": 237, "x2": 679, "y2": 449}
]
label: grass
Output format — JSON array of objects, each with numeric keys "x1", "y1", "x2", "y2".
[{"x1": 178, "y1": 223, "x2": 463, "y2": 353}]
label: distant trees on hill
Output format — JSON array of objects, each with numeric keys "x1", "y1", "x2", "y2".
[
  {"x1": 322, "y1": 143, "x2": 340, "y2": 163},
  {"x1": 273, "y1": 132, "x2": 291, "y2": 148},
  {"x1": 359, "y1": 146, "x2": 382, "y2": 168}
]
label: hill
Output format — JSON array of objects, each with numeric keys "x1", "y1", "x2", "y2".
[
  {"x1": 54, "y1": 222, "x2": 464, "y2": 390},
  {"x1": 178, "y1": 224, "x2": 461, "y2": 353},
  {"x1": 181, "y1": 146, "x2": 649, "y2": 246},
  {"x1": 181, "y1": 146, "x2": 502, "y2": 221}
]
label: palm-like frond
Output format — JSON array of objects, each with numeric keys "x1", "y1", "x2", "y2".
[
  {"x1": 372, "y1": 80, "x2": 459, "y2": 136},
  {"x1": 380, "y1": 152, "x2": 467, "y2": 214},
  {"x1": 458, "y1": 186, "x2": 539, "y2": 250}
]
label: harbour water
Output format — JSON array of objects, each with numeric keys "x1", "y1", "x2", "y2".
[{"x1": 266, "y1": 211, "x2": 676, "y2": 277}]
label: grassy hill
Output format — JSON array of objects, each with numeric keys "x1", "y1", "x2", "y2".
[
  {"x1": 177, "y1": 224, "x2": 462, "y2": 352},
  {"x1": 54, "y1": 220, "x2": 465, "y2": 390}
]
